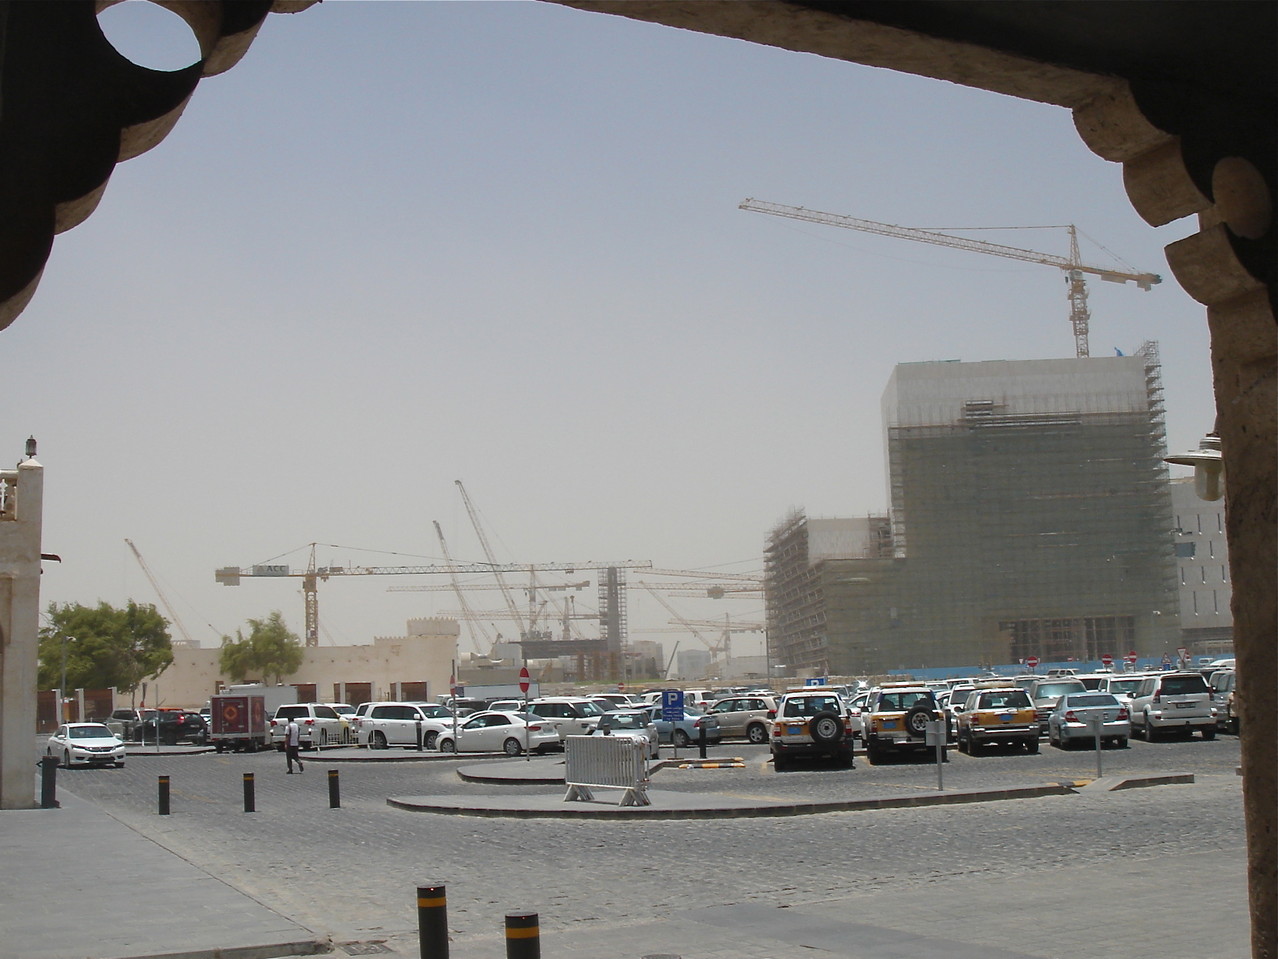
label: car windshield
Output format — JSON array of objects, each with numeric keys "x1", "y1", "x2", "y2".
[
  {"x1": 978, "y1": 691, "x2": 1030, "y2": 709},
  {"x1": 70, "y1": 725, "x2": 113, "y2": 739},
  {"x1": 877, "y1": 691, "x2": 933, "y2": 711},
  {"x1": 782, "y1": 696, "x2": 840, "y2": 717},
  {"x1": 1161, "y1": 675, "x2": 1208, "y2": 695},
  {"x1": 1063, "y1": 694, "x2": 1119, "y2": 709},
  {"x1": 578, "y1": 701, "x2": 608, "y2": 717},
  {"x1": 602, "y1": 713, "x2": 647, "y2": 730},
  {"x1": 1034, "y1": 682, "x2": 1085, "y2": 697},
  {"x1": 1106, "y1": 679, "x2": 1144, "y2": 694}
]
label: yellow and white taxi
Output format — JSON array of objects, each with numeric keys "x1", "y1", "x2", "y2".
[{"x1": 955, "y1": 684, "x2": 1040, "y2": 755}]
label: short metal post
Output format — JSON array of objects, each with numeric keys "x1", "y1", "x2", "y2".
[
  {"x1": 417, "y1": 883, "x2": 448, "y2": 958},
  {"x1": 158, "y1": 775, "x2": 170, "y2": 815},
  {"x1": 328, "y1": 769, "x2": 341, "y2": 808},
  {"x1": 505, "y1": 911, "x2": 540, "y2": 959},
  {"x1": 39, "y1": 755, "x2": 59, "y2": 809},
  {"x1": 243, "y1": 772, "x2": 255, "y2": 813},
  {"x1": 415, "y1": 719, "x2": 423, "y2": 752},
  {"x1": 697, "y1": 722, "x2": 707, "y2": 759},
  {"x1": 1093, "y1": 717, "x2": 1104, "y2": 778}
]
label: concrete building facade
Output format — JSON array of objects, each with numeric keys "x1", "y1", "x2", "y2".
[
  {"x1": 1170, "y1": 477, "x2": 1234, "y2": 655},
  {"x1": 766, "y1": 350, "x2": 1182, "y2": 674}
]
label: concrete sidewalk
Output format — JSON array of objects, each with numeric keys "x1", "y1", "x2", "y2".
[{"x1": 0, "y1": 790, "x2": 328, "y2": 959}]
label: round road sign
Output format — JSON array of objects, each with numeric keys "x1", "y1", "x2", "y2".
[
  {"x1": 1026, "y1": 655, "x2": 1039, "y2": 669},
  {"x1": 518, "y1": 666, "x2": 530, "y2": 694},
  {"x1": 1101, "y1": 653, "x2": 1113, "y2": 667}
]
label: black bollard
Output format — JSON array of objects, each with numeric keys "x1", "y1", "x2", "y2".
[
  {"x1": 415, "y1": 719, "x2": 423, "y2": 752},
  {"x1": 39, "y1": 755, "x2": 59, "y2": 809},
  {"x1": 158, "y1": 775, "x2": 170, "y2": 815},
  {"x1": 698, "y1": 721, "x2": 708, "y2": 759},
  {"x1": 243, "y1": 772, "x2": 255, "y2": 813},
  {"x1": 417, "y1": 883, "x2": 448, "y2": 959},
  {"x1": 328, "y1": 769, "x2": 341, "y2": 809},
  {"x1": 504, "y1": 912, "x2": 540, "y2": 959}
]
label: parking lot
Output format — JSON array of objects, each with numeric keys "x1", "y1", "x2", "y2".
[{"x1": 34, "y1": 730, "x2": 1249, "y2": 959}]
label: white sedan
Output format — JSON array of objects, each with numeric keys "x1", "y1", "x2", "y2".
[
  {"x1": 590, "y1": 709, "x2": 661, "y2": 759},
  {"x1": 436, "y1": 711, "x2": 561, "y2": 756},
  {"x1": 47, "y1": 723, "x2": 126, "y2": 768}
]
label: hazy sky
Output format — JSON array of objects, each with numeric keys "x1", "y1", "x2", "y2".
[{"x1": 6, "y1": 1, "x2": 1213, "y2": 660}]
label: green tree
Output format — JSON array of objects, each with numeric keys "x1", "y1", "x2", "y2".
[
  {"x1": 38, "y1": 601, "x2": 173, "y2": 692},
  {"x1": 219, "y1": 610, "x2": 304, "y2": 685}
]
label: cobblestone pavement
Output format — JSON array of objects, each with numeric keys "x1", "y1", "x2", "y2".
[{"x1": 50, "y1": 735, "x2": 1248, "y2": 959}]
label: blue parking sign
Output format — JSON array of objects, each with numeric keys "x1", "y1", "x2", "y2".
[{"x1": 662, "y1": 689, "x2": 685, "y2": 722}]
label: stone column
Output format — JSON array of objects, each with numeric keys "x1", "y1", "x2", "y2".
[{"x1": 0, "y1": 454, "x2": 44, "y2": 809}]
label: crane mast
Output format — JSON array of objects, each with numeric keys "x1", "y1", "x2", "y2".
[
  {"x1": 125, "y1": 539, "x2": 196, "y2": 646},
  {"x1": 738, "y1": 198, "x2": 1161, "y2": 358},
  {"x1": 433, "y1": 520, "x2": 495, "y2": 654},
  {"x1": 455, "y1": 479, "x2": 528, "y2": 638}
]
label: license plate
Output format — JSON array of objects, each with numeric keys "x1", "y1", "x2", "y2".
[
  {"x1": 882, "y1": 720, "x2": 898, "y2": 729},
  {"x1": 997, "y1": 713, "x2": 1013, "y2": 722},
  {"x1": 1174, "y1": 701, "x2": 1193, "y2": 708},
  {"x1": 787, "y1": 725, "x2": 803, "y2": 735}
]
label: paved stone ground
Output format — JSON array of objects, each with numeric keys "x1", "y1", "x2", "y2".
[{"x1": 18, "y1": 735, "x2": 1250, "y2": 959}]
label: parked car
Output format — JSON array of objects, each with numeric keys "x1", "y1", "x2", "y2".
[
  {"x1": 590, "y1": 709, "x2": 660, "y2": 759},
  {"x1": 133, "y1": 709, "x2": 208, "y2": 745},
  {"x1": 436, "y1": 711, "x2": 560, "y2": 755},
  {"x1": 1046, "y1": 692, "x2": 1131, "y2": 748},
  {"x1": 1028, "y1": 678, "x2": 1088, "y2": 734},
  {"x1": 268, "y1": 703, "x2": 345, "y2": 750},
  {"x1": 1208, "y1": 670, "x2": 1236, "y2": 731},
  {"x1": 769, "y1": 688, "x2": 855, "y2": 770},
  {"x1": 525, "y1": 697, "x2": 609, "y2": 741},
  {"x1": 1096, "y1": 673, "x2": 1152, "y2": 706},
  {"x1": 863, "y1": 683, "x2": 945, "y2": 765},
  {"x1": 323, "y1": 703, "x2": 358, "y2": 743},
  {"x1": 359, "y1": 702, "x2": 456, "y2": 749},
  {"x1": 46, "y1": 723, "x2": 126, "y2": 768},
  {"x1": 706, "y1": 694, "x2": 778, "y2": 744},
  {"x1": 955, "y1": 686, "x2": 1039, "y2": 754},
  {"x1": 1128, "y1": 671, "x2": 1217, "y2": 741},
  {"x1": 638, "y1": 703, "x2": 722, "y2": 747}
]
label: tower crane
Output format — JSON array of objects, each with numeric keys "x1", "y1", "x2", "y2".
[
  {"x1": 455, "y1": 480, "x2": 528, "y2": 638},
  {"x1": 433, "y1": 520, "x2": 495, "y2": 655},
  {"x1": 125, "y1": 539, "x2": 201, "y2": 646},
  {"x1": 739, "y1": 198, "x2": 1161, "y2": 358},
  {"x1": 640, "y1": 582, "x2": 729, "y2": 660},
  {"x1": 217, "y1": 543, "x2": 651, "y2": 647}
]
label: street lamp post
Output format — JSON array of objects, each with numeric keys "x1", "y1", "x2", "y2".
[{"x1": 61, "y1": 635, "x2": 73, "y2": 722}]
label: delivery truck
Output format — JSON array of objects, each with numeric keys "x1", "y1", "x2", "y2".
[{"x1": 209, "y1": 684, "x2": 296, "y2": 752}]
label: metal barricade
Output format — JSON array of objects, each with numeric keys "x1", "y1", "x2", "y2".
[{"x1": 563, "y1": 736, "x2": 651, "y2": 806}]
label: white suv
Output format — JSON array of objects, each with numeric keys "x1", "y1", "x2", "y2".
[
  {"x1": 268, "y1": 703, "x2": 345, "y2": 750},
  {"x1": 525, "y1": 697, "x2": 608, "y2": 741},
  {"x1": 1129, "y1": 672, "x2": 1217, "y2": 741},
  {"x1": 769, "y1": 689, "x2": 855, "y2": 770},
  {"x1": 359, "y1": 702, "x2": 456, "y2": 749}
]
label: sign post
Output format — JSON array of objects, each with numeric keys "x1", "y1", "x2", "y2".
[
  {"x1": 662, "y1": 690, "x2": 685, "y2": 759},
  {"x1": 519, "y1": 666, "x2": 531, "y2": 761}
]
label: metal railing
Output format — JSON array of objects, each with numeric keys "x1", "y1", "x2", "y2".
[{"x1": 563, "y1": 735, "x2": 650, "y2": 806}]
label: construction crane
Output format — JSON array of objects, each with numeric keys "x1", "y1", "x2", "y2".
[
  {"x1": 217, "y1": 544, "x2": 651, "y2": 647},
  {"x1": 640, "y1": 582, "x2": 730, "y2": 661},
  {"x1": 739, "y1": 198, "x2": 1161, "y2": 358},
  {"x1": 455, "y1": 480, "x2": 527, "y2": 638},
  {"x1": 433, "y1": 520, "x2": 495, "y2": 655},
  {"x1": 125, "y1": 539, "x2": 200, "y2": 646}
]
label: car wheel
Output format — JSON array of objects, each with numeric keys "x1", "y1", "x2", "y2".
[
  {"x1": 866, "y1": 741, "x2": 885, "y2": 765},
  {"x1": 903, "y1": 705, "x2": 932, "y2": 737},
  {"x1": 811, "y1": 711, "x2": 844, "y2": 745},
  {"x1": 1024, "y1": 737, "x2": 1039, "y2": 754},
  {"x1": 114, "y1": 761, "x2": 125, "y2": 768},
  {"x1": 1200, "y1": 727, "x2": 1216, "y2": 741},
  {"x1": 1115, "y1": 736, "x2": 1129, "y2": 748},
  {"x1": 746, "y1": 723, "x2": 769, "y2": 744},
  {"x1": 771, "y1": 751, "x2": 788, "y2": 771},
  {"x1": 957, "y1": 733, "x2": 969, "y2": 754},
  {"x1": 439, "y1": 738, "x2": 457, "y2": 754},
  {"x1": 425, "y1": 731, "x2": 439, "y2": 750},
  {"x1": 673, "y1": 729, "x2": 691, "y2": 748},
  {"x1": 503, "y1": 737, "x2": 523, "y2": 756},
  {"x1": 63, "y1": 750, "x2": 72, "y2": 769},
  {"x1": 371, "y1": 731, "x2": 388, "y2": 750}
]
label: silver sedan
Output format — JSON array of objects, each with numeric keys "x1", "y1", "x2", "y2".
[{"x1": 1047, "y1": 692, "x2": 1131, "y2": 749}]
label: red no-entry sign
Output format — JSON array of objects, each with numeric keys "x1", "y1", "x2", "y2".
[
  {"x1": 1101, "y1": 653, "x2": 1113, "y2": 667},
  {"x1": 1026, "y1": 656, "x2": 1039, "y2": 669},
  {"x1": 518, "y1": 666, "x2": 530, "y2": 694}
]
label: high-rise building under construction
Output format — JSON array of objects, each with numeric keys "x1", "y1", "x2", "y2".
[{"x1": 765, "y1": 345, "x2": 1182, "y2": 674}]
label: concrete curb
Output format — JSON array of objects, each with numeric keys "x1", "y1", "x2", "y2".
[
  {"x1": 386, "y1": 782, "x2": 1074, "y2": 820},
  {"x1": 1083, "y1": 772, "x2": 1196, "y2": 791}
]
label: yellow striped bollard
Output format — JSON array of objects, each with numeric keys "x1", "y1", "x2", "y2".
[
  {"x1": 417, "y1": 883, "x2": 448, "y2": 958},
  {"x1": 505, "y1": 911, "x2": 540, "y2": 959}
]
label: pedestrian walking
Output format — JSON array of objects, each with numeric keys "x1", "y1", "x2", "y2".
[{"x1": 285, "y1": 718, "x2": 305, "y2": 773}]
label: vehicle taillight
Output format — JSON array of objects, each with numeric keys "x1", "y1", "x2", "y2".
[
  {"x1": 305, "y1": 718, "x2": 315, "y2": 726},
  {"x1": 1117, "y1": 708, "x2": 1129, "y2": 720},
  {"x1": 1064, "y1": 710, "x2": 1078, "y2": 722},
  {"x1": 269, "y1": 719, "x2": 278, "y2": 727},
  {"x1": 1152, "y1": 690, "x2": 1161, "y2": 703}
]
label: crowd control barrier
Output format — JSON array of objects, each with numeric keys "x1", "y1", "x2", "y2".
[{"x1": 562, "y1": 735, "x2": 650, "y2": 806}]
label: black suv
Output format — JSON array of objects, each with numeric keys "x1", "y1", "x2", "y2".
[{"x1": 133, "y1": 709, "x2": 208, "y2": 745}]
